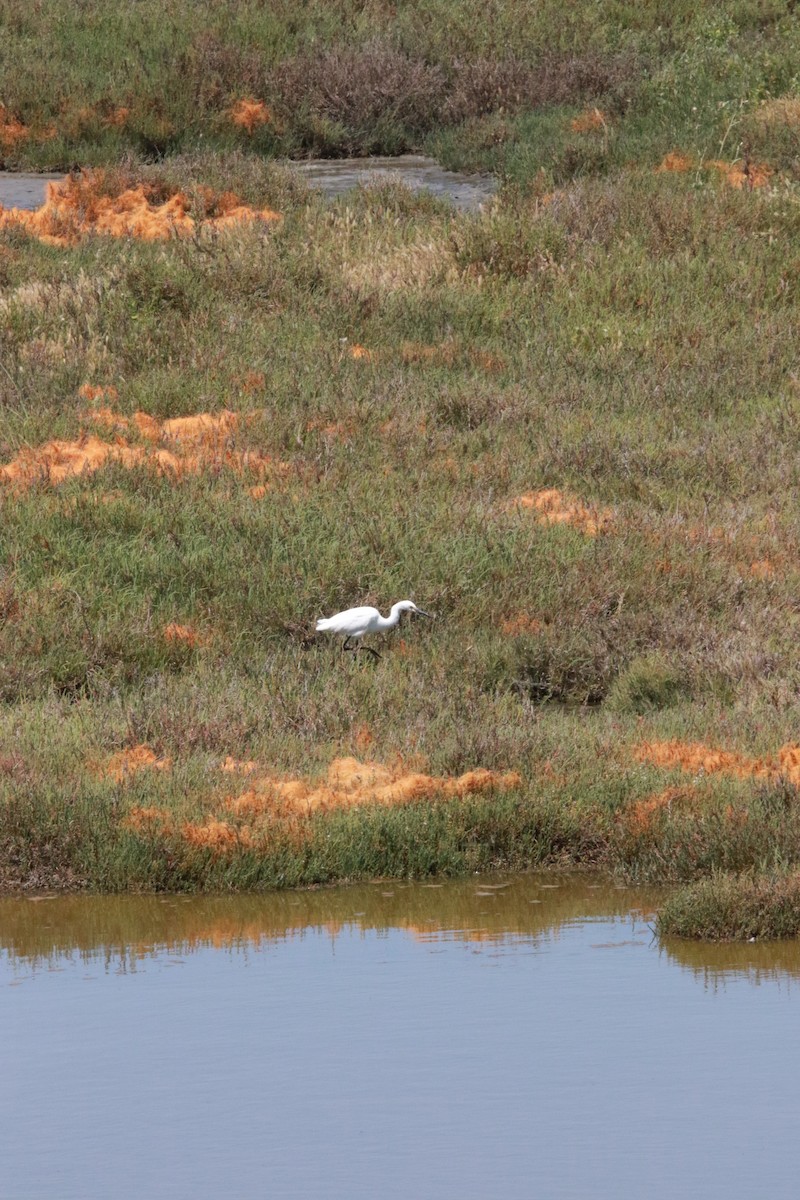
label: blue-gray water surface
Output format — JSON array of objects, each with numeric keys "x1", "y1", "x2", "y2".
[{"x1": 1, "y1": 874, "x2": 798, "y2": 1200}]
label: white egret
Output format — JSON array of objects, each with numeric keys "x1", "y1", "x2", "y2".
[{"x1": 316, "y1": 600, "x2": 432, "y2": 660}]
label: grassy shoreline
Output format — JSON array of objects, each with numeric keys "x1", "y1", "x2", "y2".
[{"x1": 3, "y1": 2, "x2": 800, "y2": 937}]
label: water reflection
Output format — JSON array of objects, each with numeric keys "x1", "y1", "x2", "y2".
[
  {"x1": 4, "y1": 874, "x2": 800, "y2": 986},
  {"x1": 663, "y1": 934, "x2": 800, "y2": 986},
  {"x1": 0, "y1": 874, "x2": 658, "y2": 969}
]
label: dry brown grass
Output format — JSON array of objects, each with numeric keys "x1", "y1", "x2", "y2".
[
  {"x1": 228, "y1": 98, "x2": 272, "y2": 134},
  {"x1": 508, "y1": 488, "x2": 613, "y2": 536},
  {"x1": 1, "y1": 401, "x2": 290, "y2": 491},
  {"x1": 0, "y1": 170, "x2": 280, "y2": 247},
  {"x1": 223, "y1": 756, "x2": 522, "y2": 820},
  {"x1": 162, "y1": 623, "x2": 213, "y2": 649},
  {"x1": 747, "y1": 97, "x2": 800, "y2": 130},
  {"x1": 343, "y1": 239, "x2": 457, "y2": 297},
  {"x1": 100, "y1": 745, "x2": 172, "y2": 784},
  {"x1": 500, "y1": 613, "x2": 543, "y2": 637},
  {"x1": 655, "y1": 152, "x2": 772, "y2": 188},
  {"x1": 570, "y1": 107, "x2": 607, "y2": 133},
  {"x1": 635, "y1": 740, "x2": 800, "y2": 785}
]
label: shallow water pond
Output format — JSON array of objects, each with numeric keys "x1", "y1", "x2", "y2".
[
  {"x1": 0, "y1": 171, "x2": 62, "y2": 210},
  {"x1": 290, "y1": 154, "x2": 496, "y2": 211},
  {"x1": 1, "y1": 873, "x2": 798, "y2": 1200}
]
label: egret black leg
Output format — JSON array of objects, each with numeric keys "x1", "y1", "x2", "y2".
[{"x1": 342, "y1": 636, "x2": 380, "y2": 661}]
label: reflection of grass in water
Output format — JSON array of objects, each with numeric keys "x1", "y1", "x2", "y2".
[{"x1": 0, "y1": 873, "x2": 662, "y2": 967}]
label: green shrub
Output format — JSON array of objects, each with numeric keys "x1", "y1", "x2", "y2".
[{"x1": 608, "y1": 652, "x2": 689, "y2": 714}]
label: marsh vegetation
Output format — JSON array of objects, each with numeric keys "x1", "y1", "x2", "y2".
[{"x1": 2, "y1": 2, "x2": 800, "y2": 935}]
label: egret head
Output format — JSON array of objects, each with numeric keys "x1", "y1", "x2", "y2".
[{"x1": 396, "y1": 600, "x2": 432, "y2": 618}]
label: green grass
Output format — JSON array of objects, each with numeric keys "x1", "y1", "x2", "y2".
[
  {"x1": 3, "y1": 5, "x2": 800, "y2": 934},
  {"x1": 658, "y1": 871, "x2": 800, "y2": 940},
  {"x1": 1, "y1": 0, "x2": 800, "y2": 179}
]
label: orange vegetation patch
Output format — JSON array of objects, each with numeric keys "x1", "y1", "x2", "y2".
[
  {"x1": 229, "y1": 98, "x2": 272, "y2": 133},
  {"x1": 708, "y1": 159, "x2": 772, "y2": 189},
  {"x1": 347, "y1": 341, "x2": 504, "y2": 372},
  {"x1": 119, "y1": 756, "x2": 520, "y2": 857},
  {"x1": 0, "y1": 107, "x2": 29, "y2": 149},
  {"x1": 655, "y1": 151, "x2": 771, "y2": 188},
  {"x1": 239, "y1": 371, "x2": 266, "y2": 393},
  {"x1": 0, "y1": 435, "x2": 145, "y2": 487},
  {"x1": 469, "y1": 349, "x2": 505, "y2": 372},
  {"x1": 78, "y1": 383, "x2": 118, "y2": 406},
  {"x1": 746, "y1": 559, "x2": 776, "y2": 579},
  {"x1": 508, "y1": 488, "x2": 613, "y2": 537},
  {"x1": 183, "y1": 819, "x2": 251, "y2": 851},
  {"x1": 160, "y1": 410, "x2": 240, "y2": 445},
  {"x1": 163, "y1": 622, "x2": 212, "y2": 648},
  {"x1": 500, "y1": 613, "x2": 542, "y2": 637},
  {"x1": 635, "y1": 740, "x2": 800, "y2": 786},
  {"x1": 225, "y1": 756, "x2": 522, "y2": 820},
  {"x1": 101, "y1": 745, "x2": 172, "y2": 784},
  {"x1": 401, "y1": 341, "x2": 505, "y2": 372},
  {"x1": 2, "y1": 403, "x2": 289, "y2": 491},
  {"x1": 0, "y1": 170, "x2": 280, "y2": 247},
  {"x1": 353, "y1": 724, "x2": 374, "y2": 753},
  {"x1": 122, "y1": 806, "x2": 173, "y2": 834},
  {"x1": 656, "y1": 151, "x2": 694, "y2": 174},
  {"x1": 570, "y1": 107, "x2": 607, "y2": 133},
  {"x1": 103, "y1": 106, "x2": 130, "y2": 128},
  {"x1": 220, "y1": 756, "x2": 259, "y2": 775},
  {"x1": 306, "y1": 416, "x2": 350, "y2": 441},
  {"x1": 624, "y1": 786, "x2": 698, "y2": 834},
  {"x1": 347, "y1": 344, "x2": 376, "y2": 362}
]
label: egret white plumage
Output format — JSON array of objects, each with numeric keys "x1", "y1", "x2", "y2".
[{"x1": 316, "y1": 600, "x2": 432, "y2": 659}]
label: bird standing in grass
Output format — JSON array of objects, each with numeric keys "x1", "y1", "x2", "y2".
[{"x1": 316, "y1": 600, "x2": 432, "y2": 660}]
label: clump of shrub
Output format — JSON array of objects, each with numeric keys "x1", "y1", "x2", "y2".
[
  {"x1": 509, "y1": 630, "x2": 618, "y2": 706},
  {"x1": 450, "y1": 193, "x2": 568, "y2": 280},
  {"x1": 267, "y1": 41, "x2": 644, "y2": 157},
  {"x1": 607, "y1": 652, "x2": 689, "y2": 714},
  {"x1": 442, "y1": 51, "x2": 641, "y2": 125},
  {"x1": 740, "y1": 96, "x2": 800, "y2": 176},
  {"x1": 657, "y1": 871, "x2": 800, "y2": 940},
  {"x1": 270, "y1": 43, "x2": 448, "y2": 156}
]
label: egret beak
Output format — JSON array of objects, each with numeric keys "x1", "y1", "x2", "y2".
[{"x1": 415, "y1": 609, "x2": 433, "y2": 618}]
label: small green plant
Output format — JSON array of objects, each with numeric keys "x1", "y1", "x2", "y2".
[
  {"x1": 607, "y1": 653, "x2": 689, "y2": 714},
  {"x1": 657, "y1": 871, "x2": 800, "y2": 940}
]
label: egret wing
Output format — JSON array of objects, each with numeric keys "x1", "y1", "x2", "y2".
[{"x1": 333, "y1": 606, "x2": 380, "y2": 636}]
